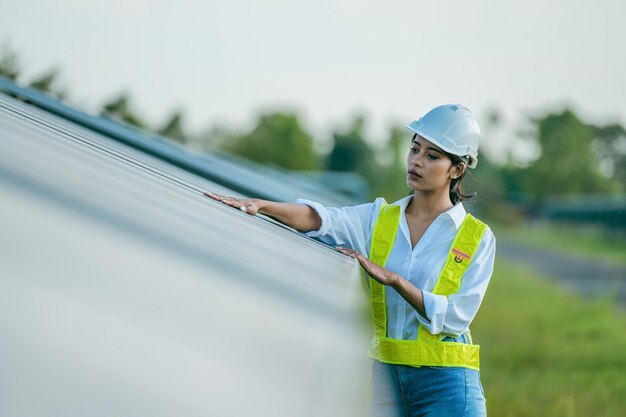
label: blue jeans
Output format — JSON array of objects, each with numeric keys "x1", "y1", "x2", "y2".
[{"x1": 370, "y1": 344, "x2": 487, "y2": 417}]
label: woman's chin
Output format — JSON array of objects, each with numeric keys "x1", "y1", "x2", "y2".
[{"x1": 406, "y1": 178, "x2": 422, "y2": 190}]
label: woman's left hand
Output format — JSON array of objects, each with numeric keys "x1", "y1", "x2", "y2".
[{"x1": 336, "y1": 247, "x2": 399, "y2": 287}]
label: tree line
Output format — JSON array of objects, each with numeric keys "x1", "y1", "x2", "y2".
[{"x1": 2, "y1": 42, "x2": 625, "y2": 221}]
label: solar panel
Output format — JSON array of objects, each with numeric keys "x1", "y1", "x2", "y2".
[
  {"x1": 0, "y1": 76, "x2": 360, "y2": 207},
  {"x1": 0, "y1": 92, "x2": 371, "y2": 417}
]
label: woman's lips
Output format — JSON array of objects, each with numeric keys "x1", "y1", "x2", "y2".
[{"x1": 407, "y1": 170, "x2": 421, "y2": 180}]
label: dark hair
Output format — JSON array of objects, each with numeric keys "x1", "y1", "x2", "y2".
[{"x1": 446, "y1": 152, "x2": 475, "y2": 205}]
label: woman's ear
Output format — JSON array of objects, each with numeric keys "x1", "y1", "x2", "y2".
[{"x1": 451, "y1": 162, "x2": 466, "y2": 179}]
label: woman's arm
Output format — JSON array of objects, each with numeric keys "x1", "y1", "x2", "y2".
[
  {"x1": 336, "y1": 247, "x2": 427, "y2": 318},
  {"x1": 419, "y1": 230, "x2": 496, "y2": 335},
  {"x1": 339, "y1": 228, "x2": 496, "y2": 336},
  {"x1": 204, "y1": 193, "x2": 321, "y2": 233}
]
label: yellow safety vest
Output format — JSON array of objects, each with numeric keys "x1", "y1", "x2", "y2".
[{"x1": 367, "y1": 203, "x2": 487, "y2": 371}]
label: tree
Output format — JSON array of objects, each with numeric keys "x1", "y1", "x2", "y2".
[
  {"x1": 325, "y1": 116, "x2": 414, "y2": 201},
  {"x1": 158, "y1": 110, "x2": 187, "y2": 143},
  {"x1": 0, "y1": 40, "x2": 19, "y2": 80},
  {"x1": 369, "y1": 126, "x2": 412, "y2": 202},
  {"x1": 327, "y1": 116, "x2": 373, "y2": 174},
  {"x1": 28, "y1": 68, "x2": 69, "y2": 99},
  {"x1": 101, "y1": 94, "x2": 147, "y2": 129},
  {"x1": 224, "y1": 112, "x2": 319, "y2": 170},
  {"x1": 520, "y1": 109, "x2": 613, "y2": 206},
  {"x1": 591, "y1": 123, "x2": 626, "y2": 191}
]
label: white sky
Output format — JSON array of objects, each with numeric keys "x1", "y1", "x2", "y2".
[{"x1": 2, "y1": 0, "x2": 625, "y2": 162}]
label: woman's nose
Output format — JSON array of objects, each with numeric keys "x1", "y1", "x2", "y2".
[{"x1": 410, "y1": 153, "x2": 423, "y2": 167}]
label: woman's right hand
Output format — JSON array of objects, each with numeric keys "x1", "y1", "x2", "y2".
[
  {"x1": 204, "y1": 192, "x2": 321, "y2": 232},
  {"x1": 204, "y1": 192, "x2": 262, "y2": 216}
]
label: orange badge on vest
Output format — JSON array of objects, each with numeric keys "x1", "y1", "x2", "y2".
[{"x1": 452, "y1": 248, "x2": 471, "y2": 263}]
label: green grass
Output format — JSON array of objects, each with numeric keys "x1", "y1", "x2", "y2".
[
  {"x1": 473, "y1": 260, "x2": 626, "y2": 416},
  {"x1": 492, "y1": 222, "x2": 626, "y2": 267}
]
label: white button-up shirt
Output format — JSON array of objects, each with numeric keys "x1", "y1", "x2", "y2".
[{"x1": 297, "y1": 194, "x2": 496, "y2": 339}]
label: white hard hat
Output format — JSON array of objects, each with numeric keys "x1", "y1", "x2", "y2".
[{"x1": 406, "y1": 104, "x2": 480, "y2": 168}]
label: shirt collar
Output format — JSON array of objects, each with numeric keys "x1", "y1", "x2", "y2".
[{"x1": 392, "y1": 194, "x2": 467, "y2": 230}]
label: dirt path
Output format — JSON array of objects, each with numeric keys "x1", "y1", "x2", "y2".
[{"x1": 497, "y1": 240, "x2": 626, "y2": 306}]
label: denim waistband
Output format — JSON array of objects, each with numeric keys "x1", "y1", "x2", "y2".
[{"x1": 440, "y1": 332, "x2": 472, "y2": 344}]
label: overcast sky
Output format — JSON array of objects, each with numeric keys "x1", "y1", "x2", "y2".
[{"x1": 2, "y1": 0, "x2": 625, "y2": 161}]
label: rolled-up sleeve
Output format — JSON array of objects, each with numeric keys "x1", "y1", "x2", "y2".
[
  {"x1": 296, "y1": 198, "x2": 386, "y2": 255},
  {"x1": 418, "y1": 227, "x2": 496, "y2": 336}
]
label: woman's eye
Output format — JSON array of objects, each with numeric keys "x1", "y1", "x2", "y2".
[
  {"x1": 410, "y1": 147, "x2": 418, "y2": 153},
  {"x1": 427, "y1": 154, "x2": 438, "y2": 160}
]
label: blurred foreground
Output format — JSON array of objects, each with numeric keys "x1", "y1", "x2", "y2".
[{"x1": 0, "y1": 91, "x2": 371, "y2": 417}]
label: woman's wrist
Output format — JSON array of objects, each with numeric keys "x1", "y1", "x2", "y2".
[
  {"x1": 389, "y1": 272, "x2": 403, "y2": 288},
  {"x1": 255, "y1": 199, "x2": 270, "y2": 214}
]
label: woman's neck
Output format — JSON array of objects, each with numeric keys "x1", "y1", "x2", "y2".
[{"x1": 406, "y1": 190, "x2": 454, "y2": 219}]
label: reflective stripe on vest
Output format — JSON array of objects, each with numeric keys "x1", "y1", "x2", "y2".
[{"x1": 367, "y1": 203, "x2": 487, "y2": 371}]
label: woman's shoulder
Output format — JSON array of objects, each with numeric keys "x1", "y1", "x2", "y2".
[
  {"x1": 458, "y1": 209, "x2": 496, "y2": 248},
  {"x1": 467, "y1": 213, "x2": 495, "y2": 240},
  {"x1": 363, "y1": 196, "x2": 404, "y2": 219},
  {"x1": 372, "y1": 194, "x2": 414, "y2": 212},
  {"x1": 473, "y1": 218, "x2": 496, "y2": 251},
  {"x1": 340, "y1": 196, "x2": 388, "y2": 214}
]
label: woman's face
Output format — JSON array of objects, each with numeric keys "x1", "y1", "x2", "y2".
[{"x1": 406, "y1": 135, "x2": 463, "y2": 193}]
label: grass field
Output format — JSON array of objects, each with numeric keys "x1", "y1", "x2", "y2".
[
  {"x1": 492, "y1": 222, "x2": 626, "y2": 267},
  {"x1": 473, "y1": 260, "x2": 626, "y2": 416}
]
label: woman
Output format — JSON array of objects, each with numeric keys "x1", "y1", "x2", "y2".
[{"x1": 205, "y1": 104, "x2": 495, "y2": 417}]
